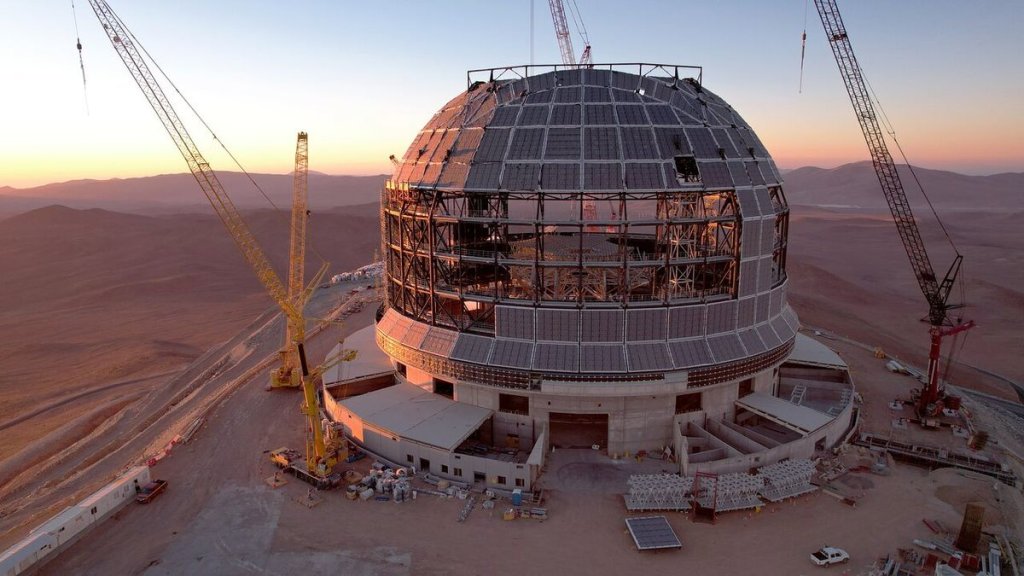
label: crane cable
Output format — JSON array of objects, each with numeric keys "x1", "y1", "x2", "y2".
[
  {"x1": 799, "y1": 0, "x2": 808, "y2": 93},
  {"x1": 71, "y1": 0, "x2": 90, "y2": 114},
  {"x1": 105, "y1": 5, "x2": 329, "y2": 268},
  {"x1": 565, "y1": 0, "x2": 590, "y2": 51}
]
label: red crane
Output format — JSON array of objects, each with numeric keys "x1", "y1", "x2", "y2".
[{"x1": 813, "y1": 0, "x2": 974, "y2": 417}]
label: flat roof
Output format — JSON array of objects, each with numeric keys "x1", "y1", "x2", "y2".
[
  {"x1": 339, "y1": 382, "x2": 493, "y2": 451},
  {"x1": 323, "y1": 324, "x2": 394, "y2": 386},
  {"x1": 787, "y1": 333, "x2": 847, "y2": 369},
  {"x1": 736, "y1": 392, "x2": 832, "y2": 435}
]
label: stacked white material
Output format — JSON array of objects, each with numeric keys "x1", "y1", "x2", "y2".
[
  {"x1": 331, "y1": 261, "x2": 384, "y2": 284},
  {"x1": 712, "y1": 472, "x2": 764, "y2": 512},
  {"x1": 757, "y1": 459, "x2": 817, "y2": 502},
  {"x1": 625, "y1": 474, "x2": 693, "y2": 511}
]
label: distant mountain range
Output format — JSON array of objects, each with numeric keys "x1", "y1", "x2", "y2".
[
  {"x1": 0, "y1": 162, "x2": 1019, "y2": 219},
  {"x1": 0, "y1": 172, "x2": 388, "y2": 216}
]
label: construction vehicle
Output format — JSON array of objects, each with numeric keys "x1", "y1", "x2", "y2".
[
  {"x1": 134, "y1": 479, "x2": 168, "y2": 504},
  {"x1": 86, "y1": 1, "x2": 338, "y2": 482},
  {"x1": 813, "y1": 1, "x2": 975, "y2": 418},
  {"x1": 271, "y1": 132, "x2": 328, "y2": 389}
]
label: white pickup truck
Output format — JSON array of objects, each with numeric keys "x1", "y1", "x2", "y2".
[{"x1": 810, "y1": 546, "x2": 850, "y2": 567}]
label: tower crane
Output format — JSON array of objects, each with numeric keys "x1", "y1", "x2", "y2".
[
  {"x1": 272, "y1": 132, "x2": 328, "y2": 389},
  {"x1": 87, "y1": 1, "x2": 341, "y2": 480},
  {"x1": 813, "y1": 0, "x2": 974, "y2": 418}
]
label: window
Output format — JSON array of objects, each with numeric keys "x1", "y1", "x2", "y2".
[
  {"x1": 474, "y1": 471, "x2": 486, "y2": 483},
  {"x1": 433, "y1": 378, "x2": 455, "y2": 399},
  {"x1": 497, "y1": 475, "x2": 507, "y2": 485},
  {"x1": 90, "y1": 506, "x2": 97, "y2": 514},
  {"x1": 441, "y1": 464, "x2": 449, "y2": 474},
  {"x1": 675, "y1": 393, "x2": 702, "y2": 414},
  {"x1": 499, "y1": 393, "x2": 529, "y2": 415},
  {"x1": 515, "y1": 478, "x2": 525, "y2": 487},
  {"x1": 454, "y1": 467, "x2": 463, "y2": 477},
  {"x1": 739, "y1": 378, "x2": 754, "y2": 398},
  {"x1": 406, "y1": 454, "x2": 414, "y2": 463},
  {"x1": 396, "y1": 362, "x2": 407, "y2": 377}
]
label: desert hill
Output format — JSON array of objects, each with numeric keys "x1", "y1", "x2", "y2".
[{"x1": 0, "y1": 172, "x2": 389, "y2": 215}]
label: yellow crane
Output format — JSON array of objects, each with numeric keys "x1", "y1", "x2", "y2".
[
  {"x1": 86, "y1": 1, "x2": 340, "y2": 482},
  {"x1": 271, "y1": 132, "x2": 328, "y2": 389}
]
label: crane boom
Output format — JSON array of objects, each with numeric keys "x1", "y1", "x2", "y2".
[
  {"x1": 548, "y1": 0, "x2": 576, "y2": 67},
  {"x1": 814, "y1": 0, "x2": 974, "y2": 416},
  {"x1": 87, "y1": 1, "x2": 298, "y2": 324},
  {"x1": 813, "y1": 0, "x2": 961, "y2": 328}
]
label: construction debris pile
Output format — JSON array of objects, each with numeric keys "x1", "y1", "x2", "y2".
[
  {"x1": 331, "y1": 261, "x2": 383, "y2": 284},
  {"x1": 345, "y1": 462, "x2": 414, "y2": 502}
]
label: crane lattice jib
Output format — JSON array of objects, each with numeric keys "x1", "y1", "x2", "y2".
[
  {"x1": 548, "y1": 0, "x2": 576, "y2": 67},
  {"x1": 88, "y1": 1, "x2": 298, "y2": 323},
  {"x1": 287, "y1": 132, "x2": 309, "y2": 343},
  {"x1": 814, "y1": 0, "x2": 952, "y2": 326}
]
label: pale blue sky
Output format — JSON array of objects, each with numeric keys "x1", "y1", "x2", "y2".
[{"x1": 1, "y1": 1, "x2": 1021, "y2": 187}]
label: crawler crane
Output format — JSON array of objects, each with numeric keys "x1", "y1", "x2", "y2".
[{"x1": 814, "y1": 0, "x2": 974, "y2": 418}]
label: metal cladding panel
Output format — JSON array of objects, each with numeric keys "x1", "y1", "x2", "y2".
[
  {"x1": 465, "y1": 162, "x2": 502, "y2": 190},
  {"x1": 517, "y1": 105, "x2": 550, "y2": 126},
  {"x1": 738, "y1": 259, "x2": 758, "y2": 298},
  {"x1": 759, "y1": 218, "x2": 776, "y2": 256},
  {"x1": 541, "y1": 163, "x2": 581, "y2": 190},
  {"x1": 585, "y1": 104, "x2": 616, "y2": 125},
  {"x1": 507, "y1": 128, "x2": 545, "y2": 160},
  {"x1": 713, "y1": 128, "x2": 740, "y2": 158},
  {"x1": 782, "y1": 306, "x2": 800, "y2": 333},
  {"x1": 502, "y1": 163, "x2": 541, "y2": 190},
  {"x1": 762, "y1": 159, "x2": 783, "y2": 186},
  {"x1": 741, "y1": 219, "x2": 761, "y2": 259},
  {"x1": 755, "y1": 294, "x2": 770, "y2": 324},
  {"x1": 536, "y1": 308, "x2": 580, "y2": 342},
  {"x1": 669, "y1": 338, "x2": 714, "y2": 368},
  {"x1": 436, "y1": 157, "x2": 470, "y2": 189},
  {"x1": 584, "y1": 127, "x2": 620, "y2": 160},
  {"x1": 705, "y1": 300, "x2": 737, "y2": 334},
  {"x1": 490, "y1": 339, "x2": 535, "y2": 369},
  {"x1": 476, "y1": 128, "x2": 511, "y2": 162},
  {"x1": 580, "y1": 344, "x2": 626, "y2": 373},
  {"x1": 450, "y1": 334, "x2": 494, "y2": 364},
  {"x1": 707, "y1": 333, "x2": 747, "y2": 363},
  {"x1": 770, "y1": 314, "x2": 794, "y2": 344},
  {"x1": 420, "y1": 327, "x2": 457, "y2": 356},
  {"x1": 756, "y1": 259, "x2": 773, "y2": 293},
  {"x1": 545, "y1": 127, "x2": 582, "y2": 160},
  {"x1": 525, "y1": 89, "x2": 554, "y2": 104},
  {"x1": 684, "y1": 127, "x2": 718, "y2": 158},
  {"x1": 581, "y1": 309, "x2": 624, "y2": 342},
  {"x1": 555, "y1": 85, "x2": 582, "y2": 103},
  {"x1": 584, "y1": 68, "x2": 612, "y2": 87},
  {"x1": 668, "y1": 305, "x2": 706, "y2": 339},
  {"x1": 495, "y1": 305, "x2": 535, "y2": 340},
  {"x1": 654, "y1": 127, "x2": 691, "y2": 157},
  {"x1": 736, "y1": 296, "x2": 756, "y2": 327},
  {"x1": 550, "y1": 104, "x2": 582, "y2": 125},
  {"x1": 728, "y1": 161, "x2": 751, "y2": 187},
  {"x1": 624, "y1": 163, "x2": 664, "y2": 189},
  {"x1": 627, "y1": 308, "x2": 669, "y2": 341},
  {"x1": 697, "y1": 161, "x2": 732, "y2": 189},
  {"x1": 585, "y1": 163, "x2": 623, "y2": 190},
  {"x1": 402, "y1": 321, "x2": 429, "y2": 349},
  {"x1": 769, "y1": 285, "x2": 785, "y2": 317},
  {"x1": 447, "y1": 128, "x2": 484, "y2": 164},
  {"x1": 745, "y1": 161, "x2": 766, "y2": 186},
  {"x1": 616, "y1": 105, "x2": 649, "y2": 125},
  {"x1": 387, "y1": 313, "x2": 414, "y2": 342},
  {"x1": 489, "y1": 106, "x2": 520, "y2": 127},
  {"x1": 735, "y1": 189, "x2": 762, "y2": 218},
  {"x1": 626, "y1": 342, "x2": 674, "y2": 372},
  {"x1": 612, "y1": 88, "x2": 642, "y2": 103},
  {"x1": 757, "y1": 323, "x2": 783, "y2": 350},
  {"x1": 753, "y1": 188, "x2": 775, "y2": 216},
  {"x1": 612, "y1": 72, "x2": 636, "y2": 90},
  {"x1": 647, "y1": 104, "x2": 679, "y2": 125},
  {"x1": 671, "y1": 91, "x2": 705, "y2": 123},
  {"x1": 662, "y1": 163, "x2": 684, "y2": 190},
  {"x1": 533, "y1": 342, "x2": 579, "y2": 372},
  {"x1": 377, "y1": 309, "x2": 400, "y2": 334},
  {"x1": 738, "y1": 328, "x2": 766, "y2": 355},
  {"x1": 584, "y1": 85, "x2": 612, "y2": 101},
  {"x1": 621, "y1": 127, "x2": 658, "y2": 160}
]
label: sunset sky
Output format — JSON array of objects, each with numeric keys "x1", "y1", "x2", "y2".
[{"x1": 1, "y1": 1, "x2": 1021, "y2": 189}]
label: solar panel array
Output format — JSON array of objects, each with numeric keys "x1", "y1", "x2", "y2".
[{"x1": 625, "y1": 516, "x2": 682, "y2": 551}]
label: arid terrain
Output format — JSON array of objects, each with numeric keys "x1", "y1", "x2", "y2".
[{"x1": 0, "y1": 164, "x2": 1021, "y2": 574}]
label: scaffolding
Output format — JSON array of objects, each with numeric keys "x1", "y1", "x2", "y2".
[{"x1": 624, "y1": 473, "x2": 693, "y2": 512}]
